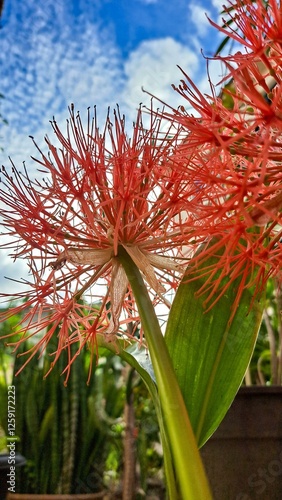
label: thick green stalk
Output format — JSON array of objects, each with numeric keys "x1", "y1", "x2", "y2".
[
  {"x1": 118, "y1": 247, "x2": 212, "y2": 500},
  {"x1": 96, "y1": 335, "x2": 178, "y2": 499}
]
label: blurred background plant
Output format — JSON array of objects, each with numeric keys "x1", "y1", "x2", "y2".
[
  {"x1": 0, "y1": 309, "x2": 164, "y2": 498},
  {"x1": 245, "y1": 278, "x2": 282, "y2": 386}
]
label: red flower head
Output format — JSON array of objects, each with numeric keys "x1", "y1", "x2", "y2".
[
  {"x1": 0, "y1": 105, "x2": 190, "y2": 378},
  {"x1": 157, "y1": 0, "x2": 282, "y2": 315}
]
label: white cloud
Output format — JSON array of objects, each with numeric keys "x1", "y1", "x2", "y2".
[
  {"x1": 121, "y1": 37, "x2": 198, "y2": 114},
  {"x1": 0, "y1": 3, "x2": 124, "y2": 167},
  {"x1": 0, "y1": 259, "x2": 29, "y2": 297},
  {"x1": 188, "y1": 3, "x2": 211, "y2": 39},
  {"x1": 211, "y1": 0, "x2": 224, "y2": 11}
]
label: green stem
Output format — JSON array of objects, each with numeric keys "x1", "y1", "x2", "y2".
[
  {"x1": 118, "y1": 246, "x2": 212, "y2": 500},
  {"x1": 96, "y1": 336, "x2": 178, "y2": 499}
]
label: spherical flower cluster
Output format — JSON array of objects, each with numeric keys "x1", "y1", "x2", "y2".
[
  {"x1": 0, "y1": 105, "x2": 192, "y2": 375},
  {"x1": 158, "y1": 0, "x2": 282, "y2": 312}
]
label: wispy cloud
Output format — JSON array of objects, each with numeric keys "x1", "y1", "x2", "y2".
[
  {"x1": 121, "y1": 37, "x2": 198, "y2": 115},
  {"x1": 211, "y1": 0, "x2": 225, "y2": 11},
  {"x1": 0, "y1": 1, "x2": 124, "y2": 165},
  {"x1": 188, "y1": 3, "x2": 212, "y2": 39}
]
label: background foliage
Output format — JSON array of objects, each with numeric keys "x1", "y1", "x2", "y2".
[{"x1": 0, "y1": 319, "x2": 164, "y2": 497}]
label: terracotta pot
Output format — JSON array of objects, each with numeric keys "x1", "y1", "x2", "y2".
[{"x1": 201, "y1": 386, "x2": 282, "y2": 500}]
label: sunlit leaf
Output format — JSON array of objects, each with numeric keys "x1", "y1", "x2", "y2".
[{"x1": 165, "y1": 256, "x2": 265, "y2": 447}]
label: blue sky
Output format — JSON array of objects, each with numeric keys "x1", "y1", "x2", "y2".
[
  {"x1": 0, "y1": 0, "x2": 224, "y2": 163},
  {"x1": 0, "y1": 0, "x2": 224, "y2": 294}
]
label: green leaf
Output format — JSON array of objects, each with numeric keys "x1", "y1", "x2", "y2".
[
  {"x1": 214, "y1": 34, "x2": 231, "y2": 56},
  {"x1": 165, "y1": 259, "x2": 265, "y2": 448}
]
